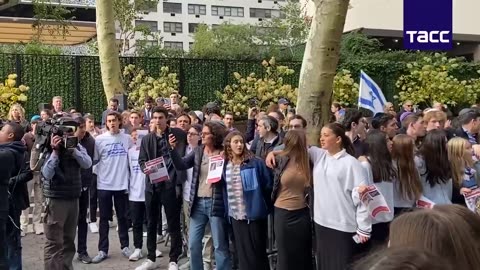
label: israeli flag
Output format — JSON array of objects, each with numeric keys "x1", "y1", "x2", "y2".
[{"x1": 358, "y1": 71, "x2": 387, "y2": 114}]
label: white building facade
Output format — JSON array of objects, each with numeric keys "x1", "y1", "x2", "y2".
[
  {"x1": 133, "y1": 0, "x2": 287, "y2": 52},
  {"x1": 300, "y1": 0, "x2": 480, "y2": 60}
]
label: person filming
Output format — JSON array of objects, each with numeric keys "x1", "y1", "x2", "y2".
[{"x1": 40, "y1": 117, "x2": 92, "y2": 270}]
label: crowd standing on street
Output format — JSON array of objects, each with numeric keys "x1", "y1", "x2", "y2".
[{"x1": 1, "y1": 94, "x2": 480, "y2": 270}]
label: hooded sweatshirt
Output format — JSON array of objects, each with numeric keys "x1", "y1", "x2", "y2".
[{"x1": 0, "y1": 141, "x2": 27, "y2": 215}]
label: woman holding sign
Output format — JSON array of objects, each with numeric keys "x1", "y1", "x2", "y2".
[
  {"x1": 168, "y1": 121, "x2": 231, "y2": 270},
  {"x1": 222, "y1": 131, "x2": 273, "y2": 270},
  {"x1": 358, "y1": 130, "x2": 396, "y2": 247}
]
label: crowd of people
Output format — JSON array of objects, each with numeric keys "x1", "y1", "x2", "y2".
[{"x1": 0, "y1": 93, "x2": 480, "y2": 270}]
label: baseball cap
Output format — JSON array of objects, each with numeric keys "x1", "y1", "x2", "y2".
[
  {"x1": 31, "y1": 115, "x2": 41, "y2": 121},
  {"x1": 278, "y1": 98, "x2": 289, "y2": 105},
  {"x1": 194, "y1": 111, "x2": 204, "y2": 121}
]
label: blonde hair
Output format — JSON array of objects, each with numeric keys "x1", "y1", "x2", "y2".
[
  {"x1": 8, "y1": 103, "x2": 25, "y2": 122},
  {"x1": 424, "y1": 110, "x2": 447, "y2": 124},
  {"x1": 447, "y1": 137, "x2": 474, "y2": 187}
]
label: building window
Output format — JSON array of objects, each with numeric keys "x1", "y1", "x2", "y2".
[
  {"x1": 188, "y1": 4, "x2": 206, "y2": 15},
  {"x1": 135, "y1": 20, "x2": 158, "y2": 32},
  {"x1": 164, "y1": 22, "x2": 183, "y2": 33},
  {"x1": 163, "y1": 2, "x2": 182, "y2": 14},
  {"x1": 164, "y1": 41, "x2": 183, "y2": 50},
  {"x1": 188, "y1": 23, "x2": 199, "y2": 33},
  {"x1": 211, "y1": 6, "x2": 244, "y2": 17},
  {"x1": 139, "y1": 40, "x2": 158, "y2": 47},
  {"x1": 189, "y1": 42, "x2": 194, "y2": 50},
  {"x1": 250, "y1": 8, "x2": 284, "y2": 18},
  {"x1": 138, "y1": 2, "x2": 158, "y2": 12}
]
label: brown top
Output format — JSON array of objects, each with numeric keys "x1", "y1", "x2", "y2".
[
  {"x1": 274, "y1": 162, "x2": 308, "y2": 210},
  {"x1": 197, "y1": 153, "x2": 213, "y2": 198}
]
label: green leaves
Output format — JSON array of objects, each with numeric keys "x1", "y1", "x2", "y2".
[
  {"x1": 124, "y1": 64, "x2": 189, "y2": 109},
  {"x1": 218, "y1": 57, "x2": 298, "y2": 118},
  {"x1": 395, "y1": 53, "x2": 480, "y2": 107},
  {"x1": 0, "y1": 74, "x2": 29, "y2": 119},
  {"x1": 333, "y1": 70, "x2": 359, "y2": 107}
]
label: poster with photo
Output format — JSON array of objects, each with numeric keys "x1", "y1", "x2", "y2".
[
  {"x1": 416, "y1": 195, "x2": 435, "y2": 209},
  {"x1": 464, "y1": 188, "x2": 480, "y2": 214},
  {"x1": 136, "y1": 130, "x2": 148, "y2": 148},
  {"x1": 145, "y1": 157, "x2": 169, "y2": 184},
  {"x1": 207, "y1": 155, "x2": 225, "y2": 184},
  {"x1": 360, "y1": 185, "x2": 391, "y2": 218}
]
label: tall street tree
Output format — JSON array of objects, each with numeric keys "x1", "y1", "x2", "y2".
[
  {"x1": 96, "y1": 0, "x2": 124, "y2": 101},
  {"x1": 296, "y1": 0, "x2": 350, "y2": 145}
]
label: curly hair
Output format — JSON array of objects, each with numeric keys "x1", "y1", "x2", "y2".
[{"x1": 204, "y1": 121, "x2": 227, "y2": 150}]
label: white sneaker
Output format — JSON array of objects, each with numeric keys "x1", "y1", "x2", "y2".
[
  {"x1": 143, "y1": 232, "x2": 147, "y2": 237},
  {"x1": 135, "y1": 259, "x2": 155, "y2": 270},
  {"x1": 156, "y1": 249, "x2": 163, "y2": 257},
  {"x1": 129, "y1": 248, "x2": 143, "y2": 261},
  {"x1": 89, "y1": 223, "x2": 99, "y2": 233},
  {"x1": 168, "y1": 262, "x2": 178, "y2": 270}
]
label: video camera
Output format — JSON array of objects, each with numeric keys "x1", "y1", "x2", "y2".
[{"x1": 35, "y1": 114, "x2": 79, "y2": 152}]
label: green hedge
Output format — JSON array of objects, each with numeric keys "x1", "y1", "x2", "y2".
[
  {"x1": 1, "y1": 53, "x2": 474, "y2": 120},
  {"x1": 0, "y1": 54, "x2": 304, "y2": 119}
]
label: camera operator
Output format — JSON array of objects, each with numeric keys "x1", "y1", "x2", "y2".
[
  {"x1": 41, "y1": 117, "x2": 92, "y2": 270},
  {"x1": 0, "y1": 122, "x2": 28, "y2": 269}
]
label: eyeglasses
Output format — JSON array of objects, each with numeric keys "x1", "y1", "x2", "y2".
[
  {"x1": 187, "y1": 132, "x2": 199, "y2": 136},
  {"x1": 200, "y1": 132, "x2": 211, "y2": 137}
]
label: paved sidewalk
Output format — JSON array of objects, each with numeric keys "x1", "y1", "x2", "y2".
[{"x1": 22, "y1": 228, "x2": 187, "y2": 270}]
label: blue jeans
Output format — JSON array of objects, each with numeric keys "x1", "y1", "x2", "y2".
[
  {"x1": 189, "y1": 198, "x2": 231, "y2": 270},
  {"x1": 6, "y1": 209, "x2": 22, "y2": 270}
]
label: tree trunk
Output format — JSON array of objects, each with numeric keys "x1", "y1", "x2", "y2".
[
  {"x1": 296, "y1": 0, "x2": 350, "y2": 146},
  {"x1": 96, "y1": 0, "x2": 124, "y2": 101}
]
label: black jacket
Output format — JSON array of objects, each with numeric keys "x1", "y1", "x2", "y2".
[
  {"x1": 253, "y1": 135, "x2": 282, "y2": 160},
  {"x1": 170, "y1": 145, "x2": 226, "y2": 218},
  {"x1": 80, "y1": 132, "x2": 95, "y2": 188},
  {"x1": 0, "y1": 142, "x2": 27, "y2": 215},
  {"x1": 9, "y1": 152, "x2": 33, "y2": 212},
  {"x1": 138, "y1": 127, "x2": 187, "y2": 192}
]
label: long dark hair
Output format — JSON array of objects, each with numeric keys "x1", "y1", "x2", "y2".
[
  {"x1": 364, "y1": 130, "x2": 395, "y2": 183},
  {"x1": 419, "y1": 130, "x2": 451, "y2": 186},
  {"x1": 392, "y1": 134, "x2": 423, "y2": 201},
  {"x1": 204, "y1": 121, "x2": 227, "y2": 150},
  {"x1": 325, "y1": 122, "x2": 355, "y2": 156}
]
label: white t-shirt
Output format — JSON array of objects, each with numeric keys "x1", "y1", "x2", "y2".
[
  {"x1": 95, "y1": 131, "x2": 133, "y2": 191},
  {"x1": 128, "y1": 147, "x2": 146, "y2": 202},
  {"x1": 183, "y1": 146, "x2": 195, "y2": 202}
]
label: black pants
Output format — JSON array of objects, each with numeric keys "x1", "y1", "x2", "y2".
[
  {"x1": 89, "y1": 175, "x2": 97, "y2": 222},
  {"x1": 130, "y1": 201, "x2": 146, "y2": 249},
  {"x1": 231, "y1": 219, "x2": 269, "y2": 270},
  {"x1": 77, "y1": 188, "x2": 89, "y2": 255},
  {"x1": 274, "y1": 207, "x2": 313, "y2": 270},
  {"x1": 97, "y1": 190, "x2": 129, "y2": 254},
  {"x1": 145, "y1": 187, "x2": 182, "y2": 262},
  {"x1": 314, "y1": 223, "x2": 362, "y2": 270},
  {"x1": 0, "y1": 214, "x2": 8, "y2": 270}
]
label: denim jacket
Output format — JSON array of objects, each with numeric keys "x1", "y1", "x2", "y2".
[{"x1": 221, "y1": 157, "x2": 273, "y2": 221}]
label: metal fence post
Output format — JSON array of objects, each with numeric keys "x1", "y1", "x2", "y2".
[
  {"x1": 223, "y1": 60, "x2": 229, "y2": 89},
  {"x1": 179, "y1": 58, "x2": 185, "y2": 96},
  {"x1": 15, "y1": 54, "x2": 22, "y2": 85},
  {"x1": 74, "y1": 56, "x2": 82, "y2": 112}
]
